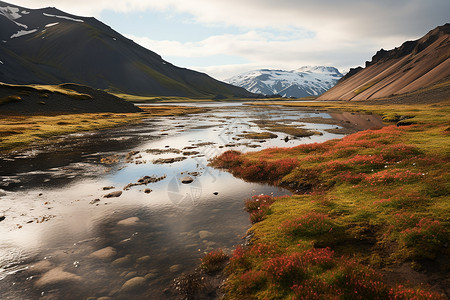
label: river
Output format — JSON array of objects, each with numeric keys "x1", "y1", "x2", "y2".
[{"x1": 0, "y1": 103, "x2": 383, "y2": 299}]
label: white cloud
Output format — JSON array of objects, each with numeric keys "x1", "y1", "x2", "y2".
[
  {"x1": 126, "y1": 30, "x2": 403, "y2": 80},
  {"x1": 11, "y1": 0, "x2": 449, "y2": 38},
  {"x1": 10, "y1": 0, "x2": 450, "y2": 79}
]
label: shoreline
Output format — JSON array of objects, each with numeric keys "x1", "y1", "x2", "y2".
[
  {"x1": 208, "y1": 99, "x2": 449, "y2": 299},
  {"x1": 0, "y1": 105, "x2": 208, "y2": 155}
]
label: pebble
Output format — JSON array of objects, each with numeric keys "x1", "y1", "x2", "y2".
[
  {"x1": 89, "y1": 246, "x2": 117, "y2": 260},
  {"x1": 104, "y1": 191, "x2": 122, "y2": 198},
  {"x1": 35, "y1": 267, "x2": 81, "y2": 287},
  {"x1": 121, "y1": 277, "x2": 146, "y2": 293},
  {"x1": 117, "y1": 217, "x2": 139, "y2": 226},
  {"x1": 124, "y1": 271, "x2": 138, "y2": 280},
  {"x1": 180, "y1": 176, "x2": 194, "y2": 184},
  {"x1": 112, "y1": 256, "x2": 132, "y2": 267},
  {"x1": 136, "y1": 256, "x2": 151, "y2": 264}
]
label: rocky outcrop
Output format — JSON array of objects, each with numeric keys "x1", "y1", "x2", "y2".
[{"x1": 318, "y1": 23, "x2": 450, "y2": 101}]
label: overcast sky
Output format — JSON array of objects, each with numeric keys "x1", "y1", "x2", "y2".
[{"x1": 10, "y1": 0, "x2": 450, "y2": 80}]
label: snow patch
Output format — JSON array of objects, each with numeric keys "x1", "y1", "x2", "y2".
[
  {"x1": 10, "y1": 29, "x2": 37, "y2": 39},
  {"x1": 0, "y1": 60, "x2": 4, "y2": 64},
  {"x1": 112, "y1": 37, "x2": 116, "y2": 41},
  {"x1": 0, "y1": 6, "x2": 28, "y2": 28},
  {"x1": 0, "y1": 6, "x2": 21, "y2": 19},
  {"x1": 43, "y1": 13, "x2": 83, "y2": 23},
  {"x1": 45, "y1": 22, "x2": 59, "y2": 28},
  {"x1": 21, "y1": 10, "x2": 30, "y2": 15}
]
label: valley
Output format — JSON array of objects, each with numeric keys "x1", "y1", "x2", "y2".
[{"x1": 0, "y1": 1, "x2": 449, "y2": 299}]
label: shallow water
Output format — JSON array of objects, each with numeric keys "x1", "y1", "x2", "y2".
[{"x1": 0, "y1": 103, "x2": 383, "y2": 299}]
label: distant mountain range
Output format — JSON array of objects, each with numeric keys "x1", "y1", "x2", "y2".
[
  {"x1": 226, "y1": 66, "x2": 343, "y2": 98},
  {"x1": 0, "y1": 1, "x2": 255, "y2": 98},
  {"x1": 318, "y1": 23, "x2": 450, "y2": 100}
]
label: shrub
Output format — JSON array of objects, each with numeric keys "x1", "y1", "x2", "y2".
[
  {"x1": 245, "y1": 194, "x2": 275, "y2": 212},
  {"x1": 399, "y1": 218, "x2": 448, "y2": 259},
  {"x1": 380, "y1": 144, "x2": 422, "y2": 162},
  {"x1": 264, "y1": 252, "x2": 307, "y2": 286},
  {"x1": 237, "y1": 270, "x2": 267, "y2": 293},
  {"x1": 389, "y1": 285, "x2": 446, "y2": 299},
  {"x1": 228, "y1": 245, "x2": 249, "y2": 272},
  {"x1": 366, "y1": 169, "x2": 423, "y2": 185},
  {"x1": 201, "y1": 249, "x2": 229, "y2": 273},
  {"x1": 209, "y1": 150, "x2": 243, "y2": 168}
]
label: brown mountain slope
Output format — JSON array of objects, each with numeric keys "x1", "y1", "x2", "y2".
[{"x1": 318, "y1": 23, "x2": 450, "y2": 101}]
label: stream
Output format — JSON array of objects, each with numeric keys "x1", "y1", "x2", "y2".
[{"x1": 0, "y1": 103, "x2": 383, "y2": 299}]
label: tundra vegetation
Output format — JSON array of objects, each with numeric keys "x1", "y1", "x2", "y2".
[
  {"x1": 0, "y1": 105, "x2": 207, "y2": 153},
  {"x1": 210, "y1": 99, "x2": 449, "y2": 299}
]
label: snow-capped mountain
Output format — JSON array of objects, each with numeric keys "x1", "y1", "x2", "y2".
[{"x1": 226, "y1": 66, "x2": 343, "y2": 98}]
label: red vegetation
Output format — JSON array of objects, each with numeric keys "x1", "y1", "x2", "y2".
[
  {"x1": 244, "y1": 194, "x2": 275, "y2": 224},
  {"x1": 200, "y1": 249, "x2": 229, "y2": 273}
]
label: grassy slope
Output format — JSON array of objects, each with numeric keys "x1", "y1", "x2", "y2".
[
  {"x1": 0, "y1": 105, "x2": 207, "y2": 153},
  {"x1": 112, "y1": 92, "x2": 290, "y2": 103},
  {"x1": 210, "y1": 99, "x2": 449, "y2": 299}
]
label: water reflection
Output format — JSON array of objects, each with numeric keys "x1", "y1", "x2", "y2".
[{"x1": 0, "y1": 104, "x2": 383, "y2": 299}]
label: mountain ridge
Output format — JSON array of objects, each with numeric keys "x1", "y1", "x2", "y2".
[
  {"x1": 0, "y1": 1, "x2": 256, "y2": 98},
  {"x1": 226, "y1": 66, "x2": 343, "y2": 98},
  {"x1": 318, "y1": 23, "x2": 450, "y2": 101}
]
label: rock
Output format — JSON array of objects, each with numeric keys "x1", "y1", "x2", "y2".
[
  {"x1": 180, "y1": 176, "x2": 194, "y2": 184},
  {"x1": 136, "y1": 256, "x2": 151, "y2": 264},
  {"x1": 89, "y1": 199, "x2": 100, "y2": 204},
  {"x1": 35, "y1": 267, "x2": 81, "y2": 287},
  {"x1": 121, "y1": 277, "x2": 146, "y2": 293},
  {"x1": 0, "y1": 216, "x2": 5, "y2": 222},
  {"x1": 144, "y1": 188, "x2": 152, "y2": 194},
  {"x1": 98, "y1": 297, "x2": 112, "y2": 300},
  {"x1": 117, "y1": 217, "x2": 139, "y2": 226},
  {"x1": 198, "y1": 230, "x2": 213, "y2": 239},
  {"x1": 124, "y1": 271, "x2": 138, "y2": 280},
  {"x1": 0, "y1": 190, "x2": 7, "y2": 197},
  {"x1": 153, "y1": 157, "x2": 186, "y2": 164},
  {"x1": 103, "y1": 186, "x2": 115, "y2": 190},
  {"x1": 89, "y1": 247, "x2": 117, "y2": 260},
  {"x1": 169, "y1": 264, "x2": 182, "y2": 273},
  {"x1": 123, "y1": 175, "x2": 166, "y2": 190},
  {"x1": 213, "y1": 192, "x2": 219, "y2": 195},
  {"x1": 104, "y1": 191, "x2": 122, "y2": 198},
  {"x1": 112, "y1": 256, "x2": 132, "y2": 267},
  {"x1": 182, "y1": 151, "x2": 200, "y2": 156}
]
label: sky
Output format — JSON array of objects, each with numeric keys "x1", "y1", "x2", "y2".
[{"x1": 10, "y1": 0, "x2": 450, "y2": 80}]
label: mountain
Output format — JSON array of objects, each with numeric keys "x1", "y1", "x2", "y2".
[
  {"x1": 226, "y1": 66, "x2": 343, "y2": 98},
  {"x1": 0, "y1": 1, "x2": 255, "y2": 98},
  {"x1": 317, "y1": 24, "x2": 450, "y2": 101}
]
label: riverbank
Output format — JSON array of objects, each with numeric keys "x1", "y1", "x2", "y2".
[
  {"x1": 0, "y1": 105, "x2": 208, "y2": 154},
  {"x1": 210, "y1": 99, "x2": 449, "y2": 299}
]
